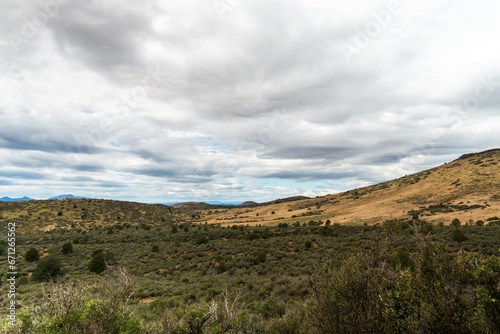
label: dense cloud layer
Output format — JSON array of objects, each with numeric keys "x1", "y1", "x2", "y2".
[{"x1": 1, "y1": 0, "x2": 500, "y2": 202}]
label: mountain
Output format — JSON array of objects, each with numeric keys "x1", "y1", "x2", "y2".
[
  {"x1": 0, "y1": 196, "x2": 34, "y2": 202},
  {"x1": 196, "y1": 149, "x2": 500, "y2": 226},
  {"x1": 48, "y1": 194, "x2": 87, "y2": 200}
]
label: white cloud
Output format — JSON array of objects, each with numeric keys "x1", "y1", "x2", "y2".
[{"x1": 1, "y1": 0, "x2": 499, "y2": 202}]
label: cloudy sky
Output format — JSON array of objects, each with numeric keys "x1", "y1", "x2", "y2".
[{"x1": 1, "y1": 0, "x2": 499, "y2": 203}]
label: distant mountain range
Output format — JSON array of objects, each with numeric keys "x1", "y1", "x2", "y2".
[
  {"x1": 0, "y1": 194, "x2": 88, "y2": 202},
  {"x1": 0, "y1": 196, "x2": 34, "y2": 202},
  {"x1": 161, "y1": 200, "x2": 258, "y2": 207},
  {"x1": 165, "y1": 201, "x2": 258, "y2": 211},
  {"x1": 48, "y1": 194, "x2": 88, "y2": 200}
]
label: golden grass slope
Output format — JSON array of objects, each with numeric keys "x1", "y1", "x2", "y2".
[{"x1": 196, "y1": 149, "x2": 500, "y2": 226}]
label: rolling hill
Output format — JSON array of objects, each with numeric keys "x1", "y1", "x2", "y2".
[
  {"x1": 195, "y1": 149, "x2": 500, "y2": 226},
  {"x1": 0, "y1": 198, "x2": 189, "y2": 231}
]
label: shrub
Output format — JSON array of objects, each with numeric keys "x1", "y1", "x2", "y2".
[
  {"x1": 25, "y1": 248, "x2": 40, "y2": 262},
  {"x1": 450, "y1": 229, "x2": 467, "y2": 243},
  {"x1": 451, "y1": 218, "x2": 461, "y2": 227},
  {"x1": 309, "y1": 252, "x2": 389, "y2": 333},
  {"x1": 152, "y1": 245, "x2": 160, "y2": 252},
  {"x1": 18, "y1": 268, "x2": 142, "y2": 333},
  {"x1": 245, "y1": 233, "x2": 260, "y2": 241},
  {"x1": 265, "y1": 305, "x2": 306, "y2": 333},
  {"x1": 476, "y1": 220, "x2": 485, "y2": 226},
  {"x1": 91, "y1": 249, "x2": 104, "y2": 257},
  {"x1": 32, "y1": 255, "x2": 63, "y2": 281},
  {"x1": 195, "y1": 235, "x2": 208, "y2": 245},
  {"x1": 255, "y1": 251, "x2": 267, "y2": 264},
  {"x1": 89, "y1": 252, "x2": 107, "y2": 274},
  {"x1": 264, "y1": 297, "x2": 286, "y2": 319},
  {"x1": 61, "y1": 242, "x2": 73, "y2": 255},
  {"x1": 305, "y1": 240, "x2": 312, "y2": 250},
  {"x1": 215, "y1": 263, "x2": 227, "y2": 274},
  {"x1": 261, "y1": 229, "x2": 272, "y2": 239},
  {"x1": 310, "y1": 239, "x2": 498, "y2": 334},
  {"x1": 319, "y1": 226, "x2": 334, "y2": 236},
  {"x1": 389, "y1": 249, "x2": 413, "y2": 269},
  {"x1": 17, "y1": 276, "x2": 29, "y2": 287}
]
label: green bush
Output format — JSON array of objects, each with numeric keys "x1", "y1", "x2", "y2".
[
  {"x1": 265, "y1": 306, "x2": 306, "y2": 333},
  {"x1": 310, "y1": 239, "x2": 500, "y2": 334},
  {"x1": 245, "y1": 232, "x2": 260, "y2": 241},
  {"x1": 255, "y1": 251, "x2": 267, "y2": 264},
  {"x1": 17, "y1": 276, "x2": 29, "y2": 287},
  {"x1": 61, "y1": 242, "x2": 73, "y2": 254},
  {"x1": 259, "y1": 297, "x2": 286, "y2": 319},
  {"x1": 451, "y1": 218, "x2": 461, "y2": 227},
  {"x1": 309, "y1": 252, "x2": 389, "y2": 333},
  {"x1": 32, "y1": 255, "x2": 63, "y2": 281},
  {"x1": 17, "y1": 268, "x2": 142, "y2": 333},
  {"x1": 25, "y1": 248, "x2": 40, "y2": 262},
  {"x1": 389, "y1": 249, "x2": 413, "y2": 269},
  {"x1": 450, "y1": 229, "x2": 467, "y2": 242},
  {"x1": 89, "y1": 252, "x2": 107, "y2": 274},
  {"x1": 195, "y1": 235, "x2": 208, "y2": 245}
]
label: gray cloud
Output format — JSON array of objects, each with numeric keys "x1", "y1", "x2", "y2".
[{"x1": 1, "y1": 0, "x2": 500, "y2": 202}]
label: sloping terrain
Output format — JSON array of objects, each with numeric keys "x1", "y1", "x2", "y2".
[
  {"x1": 196, "y1": 149, "x2": 500, "y2": 226},
  {"x1": 0, "y1": 198, "x2": 188, "y2": 231}
]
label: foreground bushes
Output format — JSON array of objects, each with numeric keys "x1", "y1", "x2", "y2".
[
  {"x1": 11, "y1": 268, "x2": 141, "y2": 334},
  {"x1": 309, "y1": 237, "x2": 500, "y2": 334},
  {"x1": 3, "y1": 223, "x2": 500, "y2": 333}
]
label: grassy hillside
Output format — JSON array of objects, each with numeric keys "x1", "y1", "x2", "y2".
[
  {"x1": 0, "y1": 198, "x2": 189, "y2": 232},
  {"x1": 197, "y1": 149, "x2": 500, "y2": 226}
]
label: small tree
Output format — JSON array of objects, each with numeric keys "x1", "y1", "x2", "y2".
[
  {"x1": 32, "y1": 256, "x2": 63, "y2": 281},
  {"x1": 152, "y1": 245, "x2": 160, "y2": 252},
  {"x1": 255, "y1": 251, "x2": 267, "y2": 264},
  {"x1": 61, "y1": 242, "x2": 73, "y2": 255},
  {"x1": 451, "y1": 229, "x2": 467, "y2": 243},
  {"x1": 451, "y1": 218, "x2": 461, "y2": 227},
  {"x1": 89, "y1": 252, "x2": 107, "y2": 274},
  {"x1": 25, "y1": 248, "x2": 40, "y2": 262},
  {"x1": 195, "y1": 235, "x2": 208, "y2": 245}
]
